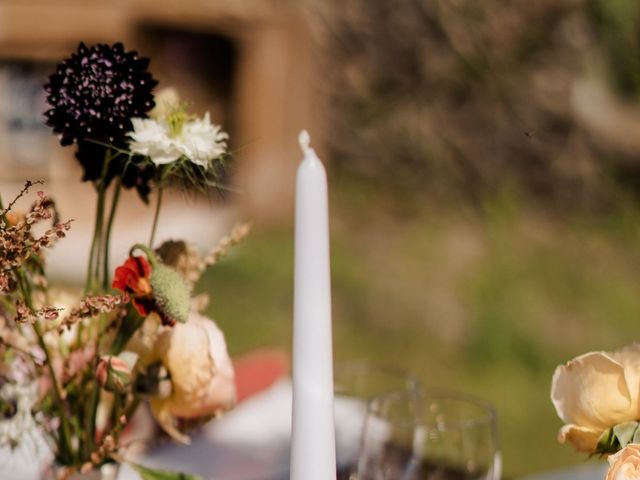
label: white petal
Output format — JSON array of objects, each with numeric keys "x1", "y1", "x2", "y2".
[{"x1": 128, "y1": 118, "x2": 181, "y2": 165}]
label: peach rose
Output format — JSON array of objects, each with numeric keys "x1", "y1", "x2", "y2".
[
  {"x1": 150, "y1": 311, "x2": 236, "y2": 443},
  {"x1": 551, "y1": 344, "x2": 640, "y2": 453},
  {"x1": 606, "y1": 444, "x2": 640, "y2": 480}
]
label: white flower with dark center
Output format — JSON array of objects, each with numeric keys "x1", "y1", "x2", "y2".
[
  {"x1": 128, "y1": 107, "x2": 228, "y2": 167},
  {"x1": 0, "y1": 382, "x2": 38, "y2": 449}
]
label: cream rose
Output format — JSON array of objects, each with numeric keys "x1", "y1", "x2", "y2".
[
  {"x1": 551, "y1": 344, "x2": 640, "y2": 452},
  {"x1": 606, "y1": 444, "x2": 640, "y2": 480},
  {"x1": 150, "y1": 311, "x2": 236, "y2": 443}
]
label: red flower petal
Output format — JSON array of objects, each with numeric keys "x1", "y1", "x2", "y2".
[{"x1": 112, "y1": 255, "x2": 152, "y2": 296}]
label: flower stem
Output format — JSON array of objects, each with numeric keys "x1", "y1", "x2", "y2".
[
  {"x1": 102, "y1": 179, "x2": 122, "y2": 291},
  {"x1": 17, "y1": 268, "x2": 74, "y2": 463},
  {"x1": 111, "y1": 392, "x2": 123, "y2": 442},
  {"x1": 85, "y1": 377, "x2": 101, "y2": 457},
  {"x1": 109, "y1": 396, "x2": 140, "y2": 441},
  {"x1": 149, "y1": 187, "x2": 163, "y2": 247},
  {"x1": 85, "y1": 152, "x2": 112, "y2": 294},
  {"x1": 85, "y1": 195, "x2": 102, "y2": 295},
  {"x1": 93, "y1": 192, "x2": 106, "y2": 292}
]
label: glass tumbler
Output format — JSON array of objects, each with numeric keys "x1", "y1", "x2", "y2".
[
  {"x1": 333, "y1": 362, "x2": 420, "y2": 480},
  {"x1": 357, "y1": 390, "x2": 501, "y2": 480}
]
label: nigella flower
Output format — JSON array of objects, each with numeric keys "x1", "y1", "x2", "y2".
[
  {"x1": 129, "y1": 111, "x2": 228, "y2": 167},
  {"x1": 44, "y1": 42, "x2": 158, "y2": 195}
]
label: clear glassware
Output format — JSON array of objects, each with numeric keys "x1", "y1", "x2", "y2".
[
  {"x1": 334, "y1": 362, "x2": 420, "y2": 480},
  {"x1": 357, "y1": 390, "x2": 501, "y2": 480}
]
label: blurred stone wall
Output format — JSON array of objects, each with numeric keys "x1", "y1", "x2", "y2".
[{"x1": 0, "y1": 0, "x2": 318, "y2": 223}]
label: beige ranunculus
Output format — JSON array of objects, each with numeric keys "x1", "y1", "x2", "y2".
[
  {"x1": 551, "y1": 344, "x2": 640, "y2": 453},
  {"x1": 606, "y1": 444, "x2": 640, "y2": 480},
  {"x1": 150, "y1": 311, "x2": 236, "y2": 443}
]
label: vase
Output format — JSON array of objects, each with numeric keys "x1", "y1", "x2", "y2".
[{"x1": 42, "y1": 463, "x2": 119, "y2": 480}]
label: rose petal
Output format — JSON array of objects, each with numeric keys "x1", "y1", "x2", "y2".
[
  {"x1": 551, "y1": 351, "x2": 636, "y2": 430},
  {"x1": 149, "y1": 312, "x2": 236, "y2": 439},
  {"x1": 606, "y1": 444, "x2": 640, "y2": 480},
  {"x1": 611, "y1": 343, "x2": 640, "y2": 415},
  {"x1": 150, "y1": 400, "x2": 190, "y2": 444},
  {"x1": 557, "y1": 424, "x2": 602, "y2": 453}
]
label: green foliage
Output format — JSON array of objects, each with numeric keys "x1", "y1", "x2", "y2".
[
  {"x1": 595, "y1": 421, "x2": 640, "y2": 455},
  {"x1": 595, "y1": 427, "x2": 619, "y2": 455},
  {"x1": 129, "y1": 462, "x2": 202, "y2": 480}
]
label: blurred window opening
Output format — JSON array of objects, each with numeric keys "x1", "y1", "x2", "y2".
[{"x1": 0, "y1": 61, "x2": 52, "y2": 178}]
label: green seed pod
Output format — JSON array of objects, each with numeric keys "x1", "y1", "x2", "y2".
[
  {"x1": 130, "y1": 243, "x2": 191, "y2": 325},
  {"x1": 150, "y1": 263, "x2": 190, "y2": 324}
]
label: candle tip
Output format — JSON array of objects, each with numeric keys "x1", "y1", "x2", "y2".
[{"x1": 299, "y1": 130, "x2": 311, "y2": 152}]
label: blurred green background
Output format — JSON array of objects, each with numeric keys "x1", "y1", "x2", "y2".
[
  {"x1": 202, "y1": 189, "x2": 640, "y2": 477},
  {"x1": 201, "y1": 0, "x2": 640, "y2": 477}
]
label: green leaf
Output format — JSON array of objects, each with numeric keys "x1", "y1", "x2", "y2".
[
  {"x1": 614, "y1": 421, "x2": 640, "y2": 448},
  {"x1": 633, "y1": 425, "x2": 640, "y2": 444},
  {"x1": 129, "y1": 462, "x2": 203, "y2": 480},
  {"x1": 109, "y1": 307, "x2": 145, "y2": 355},
  {"x1": 594, "y1": 427, "x2": 619, "y2": 455}
]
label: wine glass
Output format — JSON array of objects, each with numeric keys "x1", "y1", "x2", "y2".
[
  {"x1": 334, "y1": 362, "x2": 420, "y2": 480},
  {"x1": 357, "y1": 390, "x2": 501, "y2": 480}
]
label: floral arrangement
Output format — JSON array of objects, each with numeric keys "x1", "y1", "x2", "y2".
[
  {"x1": 551, "y1": 344, "x2": 640, "y2": 478},
  {"x1": 0, "y1": 42, "x2": 248, "y2": 479}
]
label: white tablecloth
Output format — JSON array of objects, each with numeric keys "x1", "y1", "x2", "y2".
[
  {"x1": 0, "y1": 379, "x2": 294, "y2": 480},
  {"x1": 118, "y1": 379, "x2": 293, "y2": 480}
]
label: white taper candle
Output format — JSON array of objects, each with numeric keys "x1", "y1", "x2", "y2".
[{"x1": 290, "y1": 130, "x2": 337, "y2": 480}]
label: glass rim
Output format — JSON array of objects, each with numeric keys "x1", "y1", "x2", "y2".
[
  {"x1": 333, "y1": 361, "x2": 420, "y2": 394},
  {"x1": 368, "y1": 388, "x2": 497, "y2": 432}
]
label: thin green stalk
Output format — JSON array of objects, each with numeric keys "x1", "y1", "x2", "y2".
[
  {"x1": 93, "y1": 192, "x2": 106, "y2": 293},
  {"x1": 85, "y1": 153, "x2": 112, "y2": 294},
  {"x1": 149, "y1": 187, "x2": 163, "y2": 247},
  {"x1": 109, "y1": 397, "x2": 140, "y2": 441},
  {"x1": 85, "y1": 377, "x2": 101, "y2": 457},
  {"x1": 111, "y1": 393, "x2": 123, "y2": 441},
  {"x1": 17, "y1": 268, "x2": 74, "y2": 462},
  {"x1": 102, "y1": 179, "x2": 122, "y2": 291},
  {"x1": 82, "y1": 151, "x2": 115, "y2": 458},
  {"x1": 85, "y1": 191, "x2": 104, "y2": 294}
]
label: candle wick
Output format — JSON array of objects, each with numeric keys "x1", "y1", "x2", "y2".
[{"x1": 299, "y1": 130, "x2": 311, "y2": 156}]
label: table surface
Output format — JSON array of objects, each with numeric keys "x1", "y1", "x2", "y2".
[
  {"x1": 0, "y1": 380, "x2": 293, "y2": 480},
  {"x1": 520, "y1": 463, "x2": 607, "y2": 480},
  {"x1": 0, "y1": 379, "x2": 611, "y2": 480}
]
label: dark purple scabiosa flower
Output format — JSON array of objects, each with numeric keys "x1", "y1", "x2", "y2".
[
  {"x1": 44, "y1": 42, "x2": 158, "y2": 196},
  {"x1": 45, "y1": 42, "x2": 156, "y2": 147}
]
